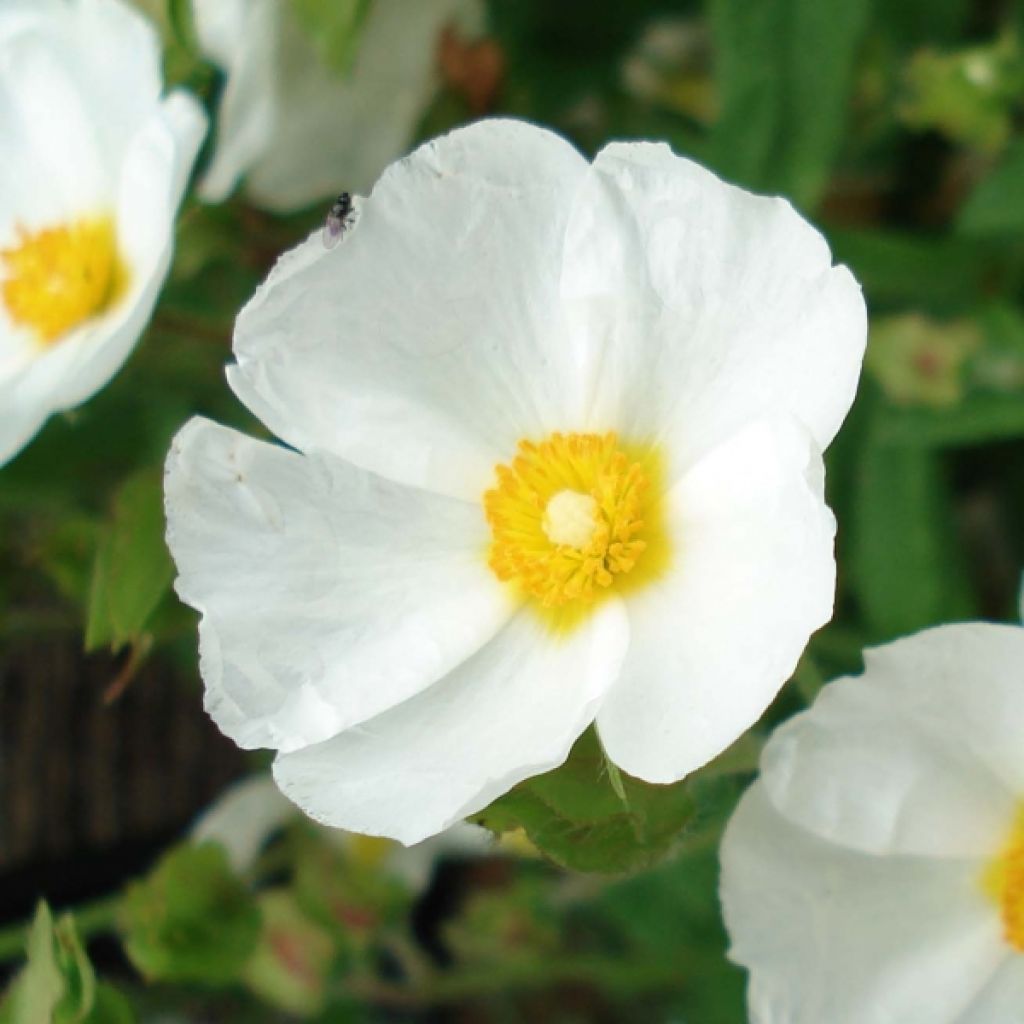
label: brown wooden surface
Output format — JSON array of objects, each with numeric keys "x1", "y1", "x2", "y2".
[{"x1": 0, "y1": 638, "x2": 243, "y2": 876}]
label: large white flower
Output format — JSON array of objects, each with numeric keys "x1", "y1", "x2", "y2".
[
  {"x1": 165, "y1": 119, "x2": 866, "y2": 845},
  {"x1": 193, "y1": 0, "x2": 481, "y2": 212},
  {"x1": 0, "y1": 0, "x2": 206, "y2": 467},
  {"x1": 720, "y1": 622, "x2": 1024, "y2": 1024}
]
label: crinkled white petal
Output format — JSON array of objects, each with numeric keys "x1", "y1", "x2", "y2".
[
  {"x1": 596, "y1": 417, "x2": 835, "y2": 782},
  {"x1": 0, "y1": 90, "x2": 206, "y2": 465},
  {"x1": 229, "y1": 119, "x2": 591, "y2": 500},
  {"x1": 165, "y1": 418, "x2": 515, "y2": 754},
  {"x1": 562, "y1": 141, "x2": 866, "y2": 480},
  {"x1": 761, "y1": 623, "x2": 1024, "y2": 858},
  {"x1": 720, "y1": 785, "x2": 1005, "y2": 1024},
  {"x1": 272, "y1": 602, "x2": 630, "y2": 845}
]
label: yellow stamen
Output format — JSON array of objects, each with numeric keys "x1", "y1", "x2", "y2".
[
  {"x1": 483, "y1": 432, "x2": 669, "y2": 625},
  {"x1": 1, "y1": 215, "x2": 128, "y2": 346},
  {"x1": 982, "y1": 805, "x2": 1024, "y2": 951}
]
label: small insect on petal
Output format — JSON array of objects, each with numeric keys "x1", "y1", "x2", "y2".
[{"x1": 322, "y1": 192, "x2": 355, "y2": 250}]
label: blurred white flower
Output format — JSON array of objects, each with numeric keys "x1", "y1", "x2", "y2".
[
  {"x1": 721, "y1": 622, "x2": 1024, "y2": 1024},
  {"x1": 0, "y1": 0, "x2": 206, "y2": 466},
  {"x1": 192, "y1": 774, "x2": 492, "y2": 889},
  {"x1": 193, "y1": 0, "x2": 482, "y2": 212},
  {"x1": 165, "y1": 119, "x2": 865, "y2": 844}
]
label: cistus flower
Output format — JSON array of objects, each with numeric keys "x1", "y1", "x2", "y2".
[
  {"x1": 0, "y1": 0, "x2": 206, "y2": 467},
  {"x1": 193, "y1": 0, "x2": 482, "y2": 212},
  {"x1": 165, "y1": 119, "x2": 866, "y2": 844},
  {"x1": 720, "y1": 623, "x2": 1024, "y2": 1024},
  {"x1": 192, "y1": 774, "x2": 492, "y2": 888}
]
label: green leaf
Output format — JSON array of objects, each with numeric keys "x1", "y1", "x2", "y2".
[
  {"x1": 828, "y1": 229, "x2": 993, "y2": 310},
  {"x1": 290, "y1": 0, "x2": 373, "y2": 77},
  {"x1": 959, "y1": 140, "x2": 1024, "y2": 237},
  {"x1": 84, "y1": 471, "x2": 174, "y2": 652},
  {"x1": 0, "y1": 904, "x2": 100, "y2": 1024},
  {"x1": 121, "y1": 843, "x2": 261, "y2": 985},
  {"x1": 851, "y1": 412, "x2": 975, "y2": 638},
  {"x1": 708, "y1": 0, "x2": 871, "y2": 207},
  {"x1": 472, "y1": 730, "x2": 695, "y2": 874}
]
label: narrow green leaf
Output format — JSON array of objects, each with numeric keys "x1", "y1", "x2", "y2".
[
  {"x1": 828, "y1": 229, "x2": 993, "y2": 309},
  {"x1": 85, "y1": 472, "x2": 174, "y2": 652},
  {"x1": 709, "y1": 0, "x2": 871, "y2": 207},
  {"x1": 851, "y1": 417, "x2": 975, "y2": 638}
]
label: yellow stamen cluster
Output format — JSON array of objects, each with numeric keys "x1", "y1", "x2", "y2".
[
  {"x1": 1, "y1": 215, "x2": 127, "y2": 346},
  {"x1": 484, "y1": 432, "x2": 656, "y2": 609},
  {"x1": 985, "y1": 808, "x2": 1024, "y2": 951}
]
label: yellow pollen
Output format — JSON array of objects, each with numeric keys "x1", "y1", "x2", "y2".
[
  {"x1": 983, "y1": 806, "x2": 1024, "y2": 952},
  {"x1": 483, "y1": 431, "x2": 669, "y2": 618},
  {"x1": 1, "y1": 215, "x2": 128, "y2": 346}
]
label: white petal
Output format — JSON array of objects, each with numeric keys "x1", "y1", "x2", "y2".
[
  {"x1": 272, "y1": 602, "x2": 630, "y2": 845},
  {"x1": 562, "y1": 141, "x2": 866, "y2": 481},
  {"x1": 165, "y1": 418, "x2": 514, "y2": 754},
  {"x1": 191, "y1": 775, "x2": 295, "y2": 873},
  {"x1": 720, "y1": 785, "x2": 1005, "y2": 1024},
  {"x1": 194, "y1": 0, "x2": 278, "y2": 204},
  {"x1": 50, "y1": 90, "x2": 207, "y2": 411},
  {"x1": 760, "y1": 622, "x2": 1024, "y2": 859},
  {"x1": 760, "y1": 666, "x2": 1017, "y2": 860},
  {"x1": 244, "y1": 0, "x2": 480, "y2": 210},
  {"x1": 228, "y1": 119, "x2": 591, "y2": 501},
  {"x1": 953, "y1": 957, "x2": 1024, "y2": 1024},
  {"x1": 596, "y1": 417, "x2": 835, "y2": 782}
]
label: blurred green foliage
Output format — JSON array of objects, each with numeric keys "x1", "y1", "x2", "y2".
[{"x1": 4, "y1": 0, "x2": 1024, "y2": 1019}]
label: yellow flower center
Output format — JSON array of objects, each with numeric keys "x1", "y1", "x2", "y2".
[
  {"x1": 484, "y1": 432, "x2": 668, "y2": 621},
  {"x1": 983, "y1": 806, "x2": 1024, "y2": 952},
  {"x1": 1, "y1": 215, "x2": 128, "y2": 346}
]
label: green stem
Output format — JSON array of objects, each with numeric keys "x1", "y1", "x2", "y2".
[{"x1": 0, "y1": 895, "x2": 121, "y2": 963}]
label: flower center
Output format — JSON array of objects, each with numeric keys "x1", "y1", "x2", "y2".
[
  {"x1": 484, "y1": 432, "x2": 667, "y2": 612},
  {"x1": 1, "y1": 215, "x2": 128, "y2": 346},
  {"x1": 983, "y1": 806, "x2": 1024, "y2": 952}
]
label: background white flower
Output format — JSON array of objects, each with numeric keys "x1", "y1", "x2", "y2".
[
  {"x1": 165, "y1": 119, "x2": 865, "y2": 844},
  {"x1": 0, "y1": 0, "x2": 206, "y2": 467},
  {"x1": 193, "y1": 0, "x2": 482, "y2": 212},
  {"x1": 191, "y1": 773, "x2": 492, "y2": 890},
  {"x1": 720, "y1": 622, "x2": 1024, "y2": 1024}
]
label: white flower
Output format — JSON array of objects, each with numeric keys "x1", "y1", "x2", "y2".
[
  {"x1": 0, "y1": 0, "x2": 206, "y2": 467},
  {"x1": 720, "y1": 622, "x2": 1024, "y2": 1024},
  {"x1": 192, "y1": 774, "x2": 492, "y2": 889},
  {"x1": 193, "y1": 0, "x2": 482, "y2": 212},
  {"x1": 164, "y1": 119, "x2": 866, "y2": 845}
]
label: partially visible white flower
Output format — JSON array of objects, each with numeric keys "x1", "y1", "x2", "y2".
[
  {"x1": 193, "y1": 0, "x2": 481, "y2": 212},
  {"x1": 165, "y1": 119, "x2": 865, "y2": 846},
  {"x1": 192, "y1": 774, "x2": 492, "y2": 889},
  {"x1": 0, "y1": 0, "x2": 206, "y2": 466},
  {"x1": 720, "y1": 622, "x2": 1024, "y2": 1024}
]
